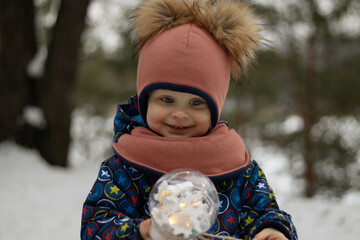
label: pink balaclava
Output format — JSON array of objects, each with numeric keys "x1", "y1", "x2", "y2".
[
  {"x1": 132, "y1": 0, "x2": 262, "y2": 129},
  {"x1": 137, "y1": 23, "x2": 231, "y2": 129}
]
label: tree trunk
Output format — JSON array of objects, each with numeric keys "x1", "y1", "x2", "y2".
[
  {"x1": 0, "y1": 0, "x2": 37, "y2": 141},
  {"x1": 303, "y1": 35, "x2": 317, "y2": 197},
  {"x1": 302, "y1": 0, "x2": 320, "y2": 197},
  {"x1": 39, "y1": 0, "x2": 90, "y2": 167},
  {"x1": 286, "y1": 27, "x2": 318, "y2": 198}
]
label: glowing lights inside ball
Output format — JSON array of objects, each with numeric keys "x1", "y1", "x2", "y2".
[{"x1": 149, "y1": 169, "x2": 219, "y2": 239}]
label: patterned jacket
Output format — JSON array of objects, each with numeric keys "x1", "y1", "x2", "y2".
[{"x1": 81, "y1": 96, "x2": 297, "y2": 240}]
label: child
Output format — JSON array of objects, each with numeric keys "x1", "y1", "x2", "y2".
[{"x1": 81, "y1": 0, "x2": 297, "y2": 239}]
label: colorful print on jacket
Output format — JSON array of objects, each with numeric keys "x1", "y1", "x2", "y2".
[{"x1": 81, "y1": 96, "x2": 298, "y2": 240}]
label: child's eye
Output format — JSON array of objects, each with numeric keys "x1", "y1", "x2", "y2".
[
  {"x1": 161, "y1": 97, "x2": 174, "y2": 103},
  {"x1": 190, "y1": 99, "x2": 205, "y2": 106}
]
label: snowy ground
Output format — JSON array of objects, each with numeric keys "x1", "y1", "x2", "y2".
[{"x1": 0, "y1": 141, "x2": 359, "y2": 239}]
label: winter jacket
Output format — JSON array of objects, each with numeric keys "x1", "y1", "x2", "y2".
[{"x1": 81, "y1": 96, "x2": 297, "y2": 240}]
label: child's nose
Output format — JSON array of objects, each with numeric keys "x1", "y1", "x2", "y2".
[{"x1": 171, "y1": 109, "x2": 189, "y2": 119}]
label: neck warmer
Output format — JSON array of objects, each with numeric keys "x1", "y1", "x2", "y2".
[{"x1": 112, "y1": 124, "x2": 250, "y2": 179}]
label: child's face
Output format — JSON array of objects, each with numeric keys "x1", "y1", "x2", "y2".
[{"x1": 147, "y1": 89, "x2": 211, "y2": 138}]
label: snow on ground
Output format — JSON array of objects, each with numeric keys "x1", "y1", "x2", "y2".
[{"x1": 0, "y1": 141, "x2": 359, "y2": 240}]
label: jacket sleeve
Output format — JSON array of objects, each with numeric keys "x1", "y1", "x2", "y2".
[
  {"x1": 239, "y1": 160, "x2": 298, "y2": 240},
  {"x1": 81, "y1": 155, "x2": 153, "y2": 240}
]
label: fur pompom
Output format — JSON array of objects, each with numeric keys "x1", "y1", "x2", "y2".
[{"x1": 130, "y1": 0, "x2": 263, "y2": 81}]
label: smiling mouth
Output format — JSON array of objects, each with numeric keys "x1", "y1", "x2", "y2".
[{"x1": 166, "y1": 124, "x2": 191, "y2": 130}]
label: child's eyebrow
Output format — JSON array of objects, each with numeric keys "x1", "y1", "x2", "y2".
[
  {"x1": 158, "y1": 95, "x2": 173, "y2": 98},
  {"x1": 191, "y1": 97, "x2": 205, "y2": 101}
]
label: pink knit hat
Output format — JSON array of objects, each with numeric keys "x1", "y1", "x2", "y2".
[
  {"x1": 131, "y1": 0, "x2": 262, "y2": 129},
  {"x1": 137, "y1": 23, "x2": 231, "y2": 128}
]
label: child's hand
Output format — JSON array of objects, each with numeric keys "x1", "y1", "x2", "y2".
[
  {"x1": 139, "y1": 219, "x2": 153, "y2": 240},
  {"x1": 253, "y1": 228, "x2": 287, "y2": 240}
]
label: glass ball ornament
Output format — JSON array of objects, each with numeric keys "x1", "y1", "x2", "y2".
[{"x1": 149, "y1": 169, "x2": 219, "y2": 240}]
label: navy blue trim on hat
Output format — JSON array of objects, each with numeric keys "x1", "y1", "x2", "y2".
[{"x1": 138, "y1": 83, "x2": 219, "y2": 130}]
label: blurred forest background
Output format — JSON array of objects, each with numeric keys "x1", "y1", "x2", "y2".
[{"x1": 1, "y1": 0, "x2": 359, "y2": 199}]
